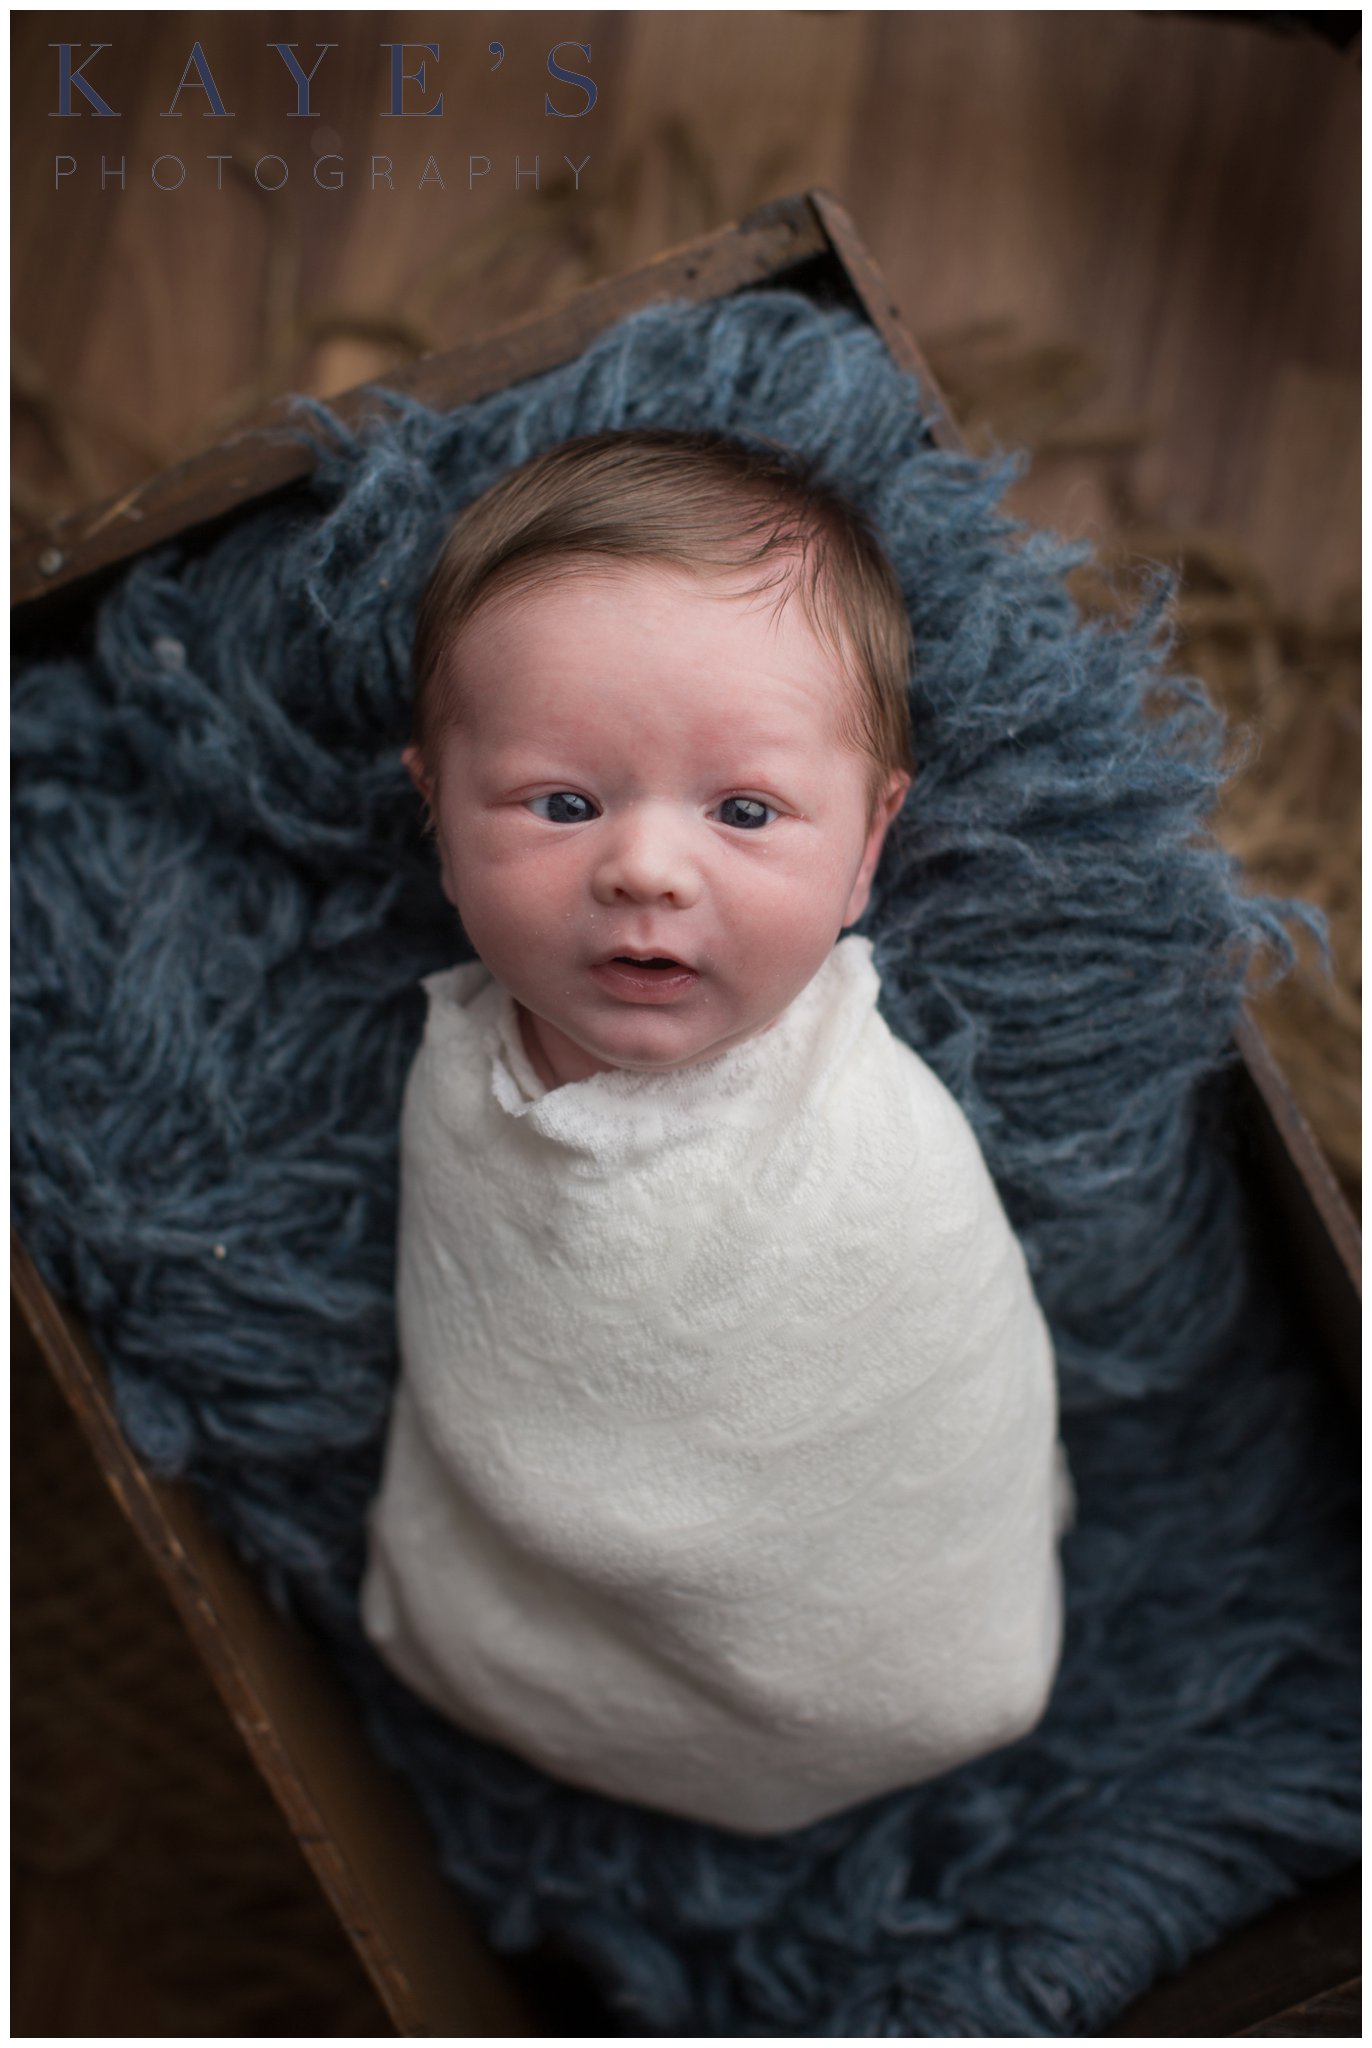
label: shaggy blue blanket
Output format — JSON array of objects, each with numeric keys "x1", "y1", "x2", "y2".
[{"x1": 12, "y1": 292, "x2": 1359, "y2": 2036}]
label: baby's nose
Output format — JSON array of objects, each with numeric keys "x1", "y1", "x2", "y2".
[{"x1": 591, "y1": 805, "x2": 703, "y2": 908}]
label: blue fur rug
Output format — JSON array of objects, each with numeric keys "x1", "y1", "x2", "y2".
[{"x1": 12, "y1": 292, "x2": 1359, "y2": 2036}]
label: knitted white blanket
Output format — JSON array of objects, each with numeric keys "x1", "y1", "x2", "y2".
[{"x1": 362, "y1": 937, "x2": 1069, "y2": 1833}]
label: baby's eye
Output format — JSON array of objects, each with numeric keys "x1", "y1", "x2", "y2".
[
  {"x1": 527, "y1": 791, "x2": 599, "y2": 824},
  {"x1": 713, "y1": 796, "x2": 776, "y2": 831}
]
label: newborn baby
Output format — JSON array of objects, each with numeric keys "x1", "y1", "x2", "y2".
[{"x1": 362, "y1": 429, "x2": 1071, "y2": 1834}]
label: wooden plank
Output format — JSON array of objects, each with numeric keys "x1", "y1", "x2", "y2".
[
  {"x1": 1236, "y1": 1975, "x2": 1361, "y2": 2037},
  {"x1": 1245, "y1": 366, "x2": 1361, "y2": 619},
  {"x1": 1109, "y1": 1869, "x2": 1361, "y2": 2037},
  {"x1": 11, "y1": 195, "x2": 827, "y2": 609},
  {"x1": 838, "y1": 12, "x2": 1359, "y2": 587},
  {"x1": 11, "y1": 1233, "x2": 540, "y2": 2040},
  {"x1": 14, "y1": 16, "x2": 1359, "y2": 614},
  {"x1": 12, "y1": 1304, "x2": 395, "y2": 2037},
  {"x1": 610, "y1": 14, "x2": 870, "y2": 252},
  {"x1": 1234, "y1": 1014, "x2": 1361, "y2": 1402},
  {"x1": 809, "y1": 188, "x2": 963, "y2": 452}
]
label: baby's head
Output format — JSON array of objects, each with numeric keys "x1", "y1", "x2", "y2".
[{"x1": 406, "y1": 429, "x2": 914, "y2": 1088}]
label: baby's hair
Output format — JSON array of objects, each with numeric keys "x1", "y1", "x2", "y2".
[{"x1": 410, "y1": 428, "x2": 915, "y2": 812}]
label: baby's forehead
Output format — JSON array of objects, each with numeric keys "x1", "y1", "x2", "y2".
[
  {"x1": 467, "y1": 551, "x2": 801, "y2": 625},
  {"x1": 445, "y1": 560, "x2": 852, "y2": 724},
  {"x1": 436, "y1": 561, "x2": 872, "y2": 790},
  {"x1": 449, "y1": 555, "x2": 839, "y2": 681}
]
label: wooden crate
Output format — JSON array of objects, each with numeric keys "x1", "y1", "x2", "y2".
[{"x1": 11, "y1": 191, "x2": 1361, "y2": 2037}]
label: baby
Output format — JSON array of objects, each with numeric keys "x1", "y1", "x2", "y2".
[{"x1": 361, "y1": 429, "x2": 1070, "y2": 1835}]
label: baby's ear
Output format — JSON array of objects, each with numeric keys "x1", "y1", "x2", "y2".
[
  {"x1": 843, "y1": 771, "x2": 911, "y2": 928},
  {"x1": 875, "y1": 770, "x2": 911, "y2": 835},
  {"x1": 402, "y1": 745, "x2": 434, "y2": 809}
]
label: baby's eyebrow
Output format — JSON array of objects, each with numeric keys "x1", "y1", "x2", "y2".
[{"x1": 478, "y1": 739, "x2": 581, "y2": 772}]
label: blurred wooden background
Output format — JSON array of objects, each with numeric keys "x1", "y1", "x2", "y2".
[
  {"x1": 11, "y1": 10, "x2": 1360, "y2": 2034},
  {"x1": 12, "y1": 11, "x2": 1360, "y2": 601}
]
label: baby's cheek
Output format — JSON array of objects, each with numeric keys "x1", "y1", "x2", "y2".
[
  {"x1": 447, "y1": 827, "x2": 534, "y2": 912},
  {"x1": 753, "y1": 862, "x2": 846, "y2": 934},
  {"x1": 736, "y1": 919, "x2": 838, "y2": 1017}
]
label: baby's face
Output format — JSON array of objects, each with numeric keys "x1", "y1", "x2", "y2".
[{"x1": 409, "y1": 563, "x2": 908, "y2": 1087}]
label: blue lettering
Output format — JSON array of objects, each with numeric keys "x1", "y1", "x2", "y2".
[
  {"x1": 381, "y1": 42, "x2": 442, "y2": 117},
  {"x1": 162, "y1": 41, "x2": 234, "y2": 118},
  {"x1": 50, "y1": 43, "x2": 117, "y2": 118},
  {"x1": 545, "y1": 43, "x2": 597, "y2": 118},
  {"x1": 270, "y1": 42, "x2": 336, "y2": 118}
]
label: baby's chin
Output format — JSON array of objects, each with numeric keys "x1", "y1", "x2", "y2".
[{"x1": 518, "y1": 1003, "x2": 778, "y2": 1089}]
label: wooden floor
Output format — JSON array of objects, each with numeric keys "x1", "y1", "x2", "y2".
[
  {"x1": 11, "y1": 13, "x2": 1361, "y2": 2036},
  {"x1": 12, "y1": 12, "x2": 1359, "y2": 610}
]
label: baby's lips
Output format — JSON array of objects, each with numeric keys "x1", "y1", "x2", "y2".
[
  {"x1": 587, "y1": 954, "x2": 703, "y2": 1003},
  {"x1": 594, "y1": 947, "x2": 694, "y2": 972}
]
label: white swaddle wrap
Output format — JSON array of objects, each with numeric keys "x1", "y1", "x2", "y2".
[{"x1": 362, "y1": 936, "x2": 1069, "y2": 1833}]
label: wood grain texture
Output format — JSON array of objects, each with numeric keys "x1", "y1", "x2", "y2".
[
  {"x1": 840, "y1": 12, "x2": 1358, "y2": 593},
  {"x1": 1238, "y1": 1976, "x2": 1361, "y2": 2037},
  {"x1": 12, "y1": 1303, "x2": 394, "y2": 2039},
  {"x1": 609, "y1": 10, "x2": 869, "y2": 249},
  {"x1": 1108, "y1": 1870, "x2": 1361, "y2": 2038},
  {"x1": 12, "y1": 1235, "x2": 541, "y2": 2039},
  {"x1": 14, "y1": 11, "x2": 1357, "y2": 613},
  {"x1": 13, "y1": 194, "x2": 826, "y2": 605}
]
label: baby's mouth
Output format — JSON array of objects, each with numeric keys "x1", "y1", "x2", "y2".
[{"x1": 589, "y1": 953, "x2": 700, "y2": 1003}]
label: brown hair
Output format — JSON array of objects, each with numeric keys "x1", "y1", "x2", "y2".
[{"x1": 410, "y1": 429, "x2": 915, "y2": 812}]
